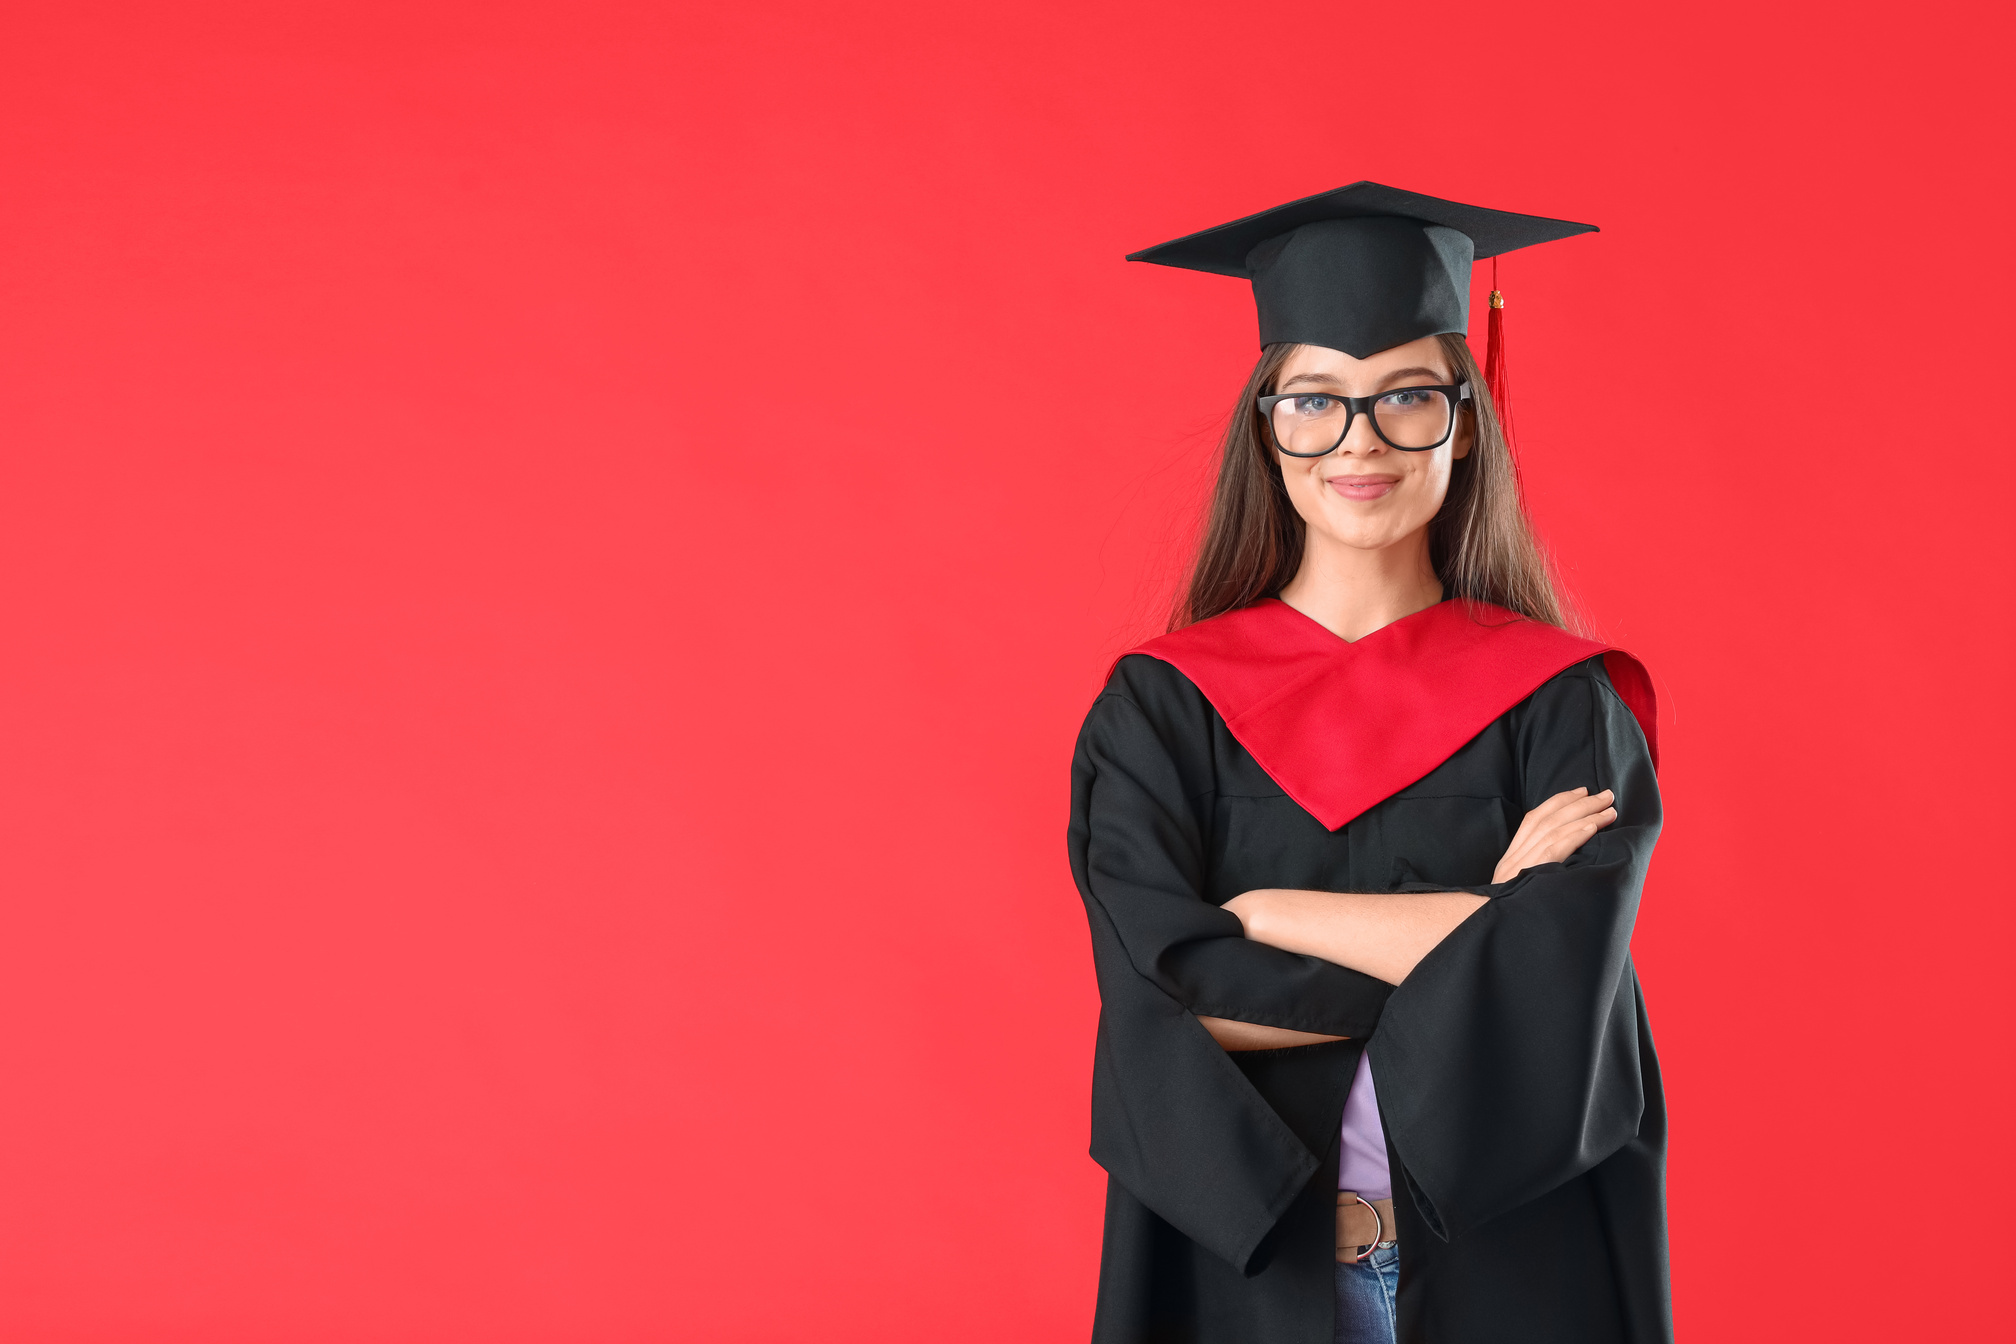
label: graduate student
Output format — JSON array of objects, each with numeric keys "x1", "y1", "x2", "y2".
[{"x1": 1068, "y1": 183, "x2": 1670, "y2": 1344}]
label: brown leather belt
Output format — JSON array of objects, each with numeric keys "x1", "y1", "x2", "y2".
[{"x1": 1336, "y1": 1192, "x2": 1397, "y2": 1263}]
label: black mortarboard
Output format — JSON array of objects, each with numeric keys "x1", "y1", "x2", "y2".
[{"x1": 1126, "y1": 182, "x2": 1596, "y2": 358}]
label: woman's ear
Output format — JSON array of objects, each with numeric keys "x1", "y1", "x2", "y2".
[{"x1": 1452, "y1": 403, "x2": 1475, "y2": 460}]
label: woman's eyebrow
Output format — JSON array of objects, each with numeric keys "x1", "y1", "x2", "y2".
[
  {"x1": 1279, "y1": 366, "x2": 1449, "y2": 391},
  {"x1": 1374, "y1": 366, "x2": 1448, "y2": 387}
]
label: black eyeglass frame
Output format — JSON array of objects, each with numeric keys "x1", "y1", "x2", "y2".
[{"x1": 1255, "y1": 382, "x2": 1471, "y2": 456}]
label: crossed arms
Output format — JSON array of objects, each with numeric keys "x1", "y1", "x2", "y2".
[{"x1": 1196, "y1": 787, "x2": 1616, "y2": 1050}]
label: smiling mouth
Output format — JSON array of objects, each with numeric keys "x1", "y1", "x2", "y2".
[{"x1": 1326, "y1": 475, "x2": 1401, "y2": 500}]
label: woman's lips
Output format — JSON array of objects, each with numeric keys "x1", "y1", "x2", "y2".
[{"x1": 1326, "y1": 474, "x2": 1400, "y2": 501}]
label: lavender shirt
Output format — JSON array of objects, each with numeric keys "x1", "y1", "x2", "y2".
[{"x1": 1337, "y1": 1049, "x2": 1391, "y2": 1200}]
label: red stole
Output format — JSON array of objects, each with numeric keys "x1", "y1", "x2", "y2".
[{"x1": 1116, "y1": 599, "x2": 1657, "y2": 832}]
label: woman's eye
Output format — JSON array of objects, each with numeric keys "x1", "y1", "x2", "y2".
[
  {"x1": 1292, "y1": 396, "x2": 1336, "y2": 415},
  {"x1": 1381, "y1": 391, "x2": 1427, "y2": 409}
]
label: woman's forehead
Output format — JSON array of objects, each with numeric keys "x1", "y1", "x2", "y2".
[{"x1": 1281, "y1": 337, "x2": 1451, "y2": 382}]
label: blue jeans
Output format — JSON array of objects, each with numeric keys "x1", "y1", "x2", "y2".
[{"x1": 1334, "y1": 1243, "x2": 1399, "y2": 1343}]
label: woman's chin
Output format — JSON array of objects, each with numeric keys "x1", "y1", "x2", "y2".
[{"x1": 1313, "y1": 518, "x2": 1431, "y2": 556}]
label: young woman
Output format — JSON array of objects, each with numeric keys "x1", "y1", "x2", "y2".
[{"x1": 1068, "y1": 184, "x2": 1670, "y2": 1344}]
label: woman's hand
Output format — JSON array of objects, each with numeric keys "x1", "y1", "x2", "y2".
[{"x1": 1492, "y1": 787, "x2": 1617, "y2": 884}]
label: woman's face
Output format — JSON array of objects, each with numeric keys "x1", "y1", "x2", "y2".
[{"x1": 1269, "y1": 336, "x2": 1472, "y2": 558}]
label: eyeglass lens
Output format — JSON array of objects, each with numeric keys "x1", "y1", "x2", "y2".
[{"x1": 1269, "y1": 389, "x2": 1454, "y2": 454}]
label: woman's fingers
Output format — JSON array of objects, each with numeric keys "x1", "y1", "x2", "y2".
[
  {"x1": 1524, "y1": 806, "x2": 1619, "y2": 864},
  {"x1": 1529, "y1": 787, "x2": 1588, "y2": 818},
  {"x1": 1523, "y1": 788, "x2": 1608, "y2": 830},
  {"x1": 1537, "y1": 805, "x2": 1617, "y2": 846},
  {"x1": 1494, "y1": 789, "x2": 1617, "y2": 883},
  {"x1": 1537, "y1": 790, "x2": 1613, "y2": 831},
  {"x1": 1554, "y1": 788, "x2": 1613, "y2": 819},
  {"x1": 1510, "y1": 790, "x2": 1611, "y2": 847},
  {"x1": 1505, "y1": 789, "x2": 1583, "y2": 850},
  {"x1": 1509, "y1": 798, "x2": 1618, "y2": 863}
]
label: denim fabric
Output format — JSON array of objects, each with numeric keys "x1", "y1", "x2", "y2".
[{"x1": 1333, "y1": 1243, "x2": 1399, "y2": 1344}]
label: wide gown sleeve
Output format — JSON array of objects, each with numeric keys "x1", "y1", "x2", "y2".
[
  {"x1": 1076, "y1": 669, "x2": 1394, "y2": 1034},
  {"x1": 1368, "y1": 661, "x2": 1662, "y2": 1240},
  {"x1": 1069, "y1": 660, "x2": 1391, "y2": 1271}
]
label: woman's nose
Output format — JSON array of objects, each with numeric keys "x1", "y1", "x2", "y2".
[{"x1": 1336, "y1": 412, "x2": 1386, "y2": 456}]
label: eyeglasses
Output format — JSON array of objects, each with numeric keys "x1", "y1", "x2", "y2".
[{"x1": 1256, "y1": 382, "x2": 1470, "y2": 457}]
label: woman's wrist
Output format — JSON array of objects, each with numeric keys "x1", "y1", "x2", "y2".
[{"x1": 1222, "y1": 888, "x2": 1276, "y2": 939}]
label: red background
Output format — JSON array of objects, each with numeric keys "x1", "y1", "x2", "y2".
[{"x1": 0, "y1": 1, "x2": 2009, "y2": 1339}]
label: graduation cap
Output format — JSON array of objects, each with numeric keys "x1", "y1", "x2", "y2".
[{"x1": 1126, "y1": 181, "x2": 1596, "y2": 361}]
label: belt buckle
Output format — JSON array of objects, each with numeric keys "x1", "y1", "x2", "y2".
[{"x1": 1344, "y1": 1192, "x2": 1384, "y2": 1264}]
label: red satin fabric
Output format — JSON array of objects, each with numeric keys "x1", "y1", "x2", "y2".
[{"x1": 1115, "y1": 599, "x2": 1657, "y2": 831}]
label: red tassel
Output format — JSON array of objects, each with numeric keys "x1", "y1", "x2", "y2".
[{"x1": 1483, "y1": 255, "x2": 1519, "y2": 484}]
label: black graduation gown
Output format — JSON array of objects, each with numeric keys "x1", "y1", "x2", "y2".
[{"x1": 1068, "y1": 652, "x2": 1671, "y2": 1344}]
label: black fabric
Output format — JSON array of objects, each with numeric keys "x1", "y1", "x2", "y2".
[
  {"x1": 1252, "y1": 218, "x2": 1473, "y2": 360},
  {"x1": 1068, "y1": 652, "x2": 1671, "y2": 1344},
  {"x1": 1125, "y1": 180, "x2": 1597, "y2": 358}
]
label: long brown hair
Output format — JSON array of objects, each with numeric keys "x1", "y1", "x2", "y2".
[{"x1": 1172, "y1": 333, "x2": 1570, "y2": 631}]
